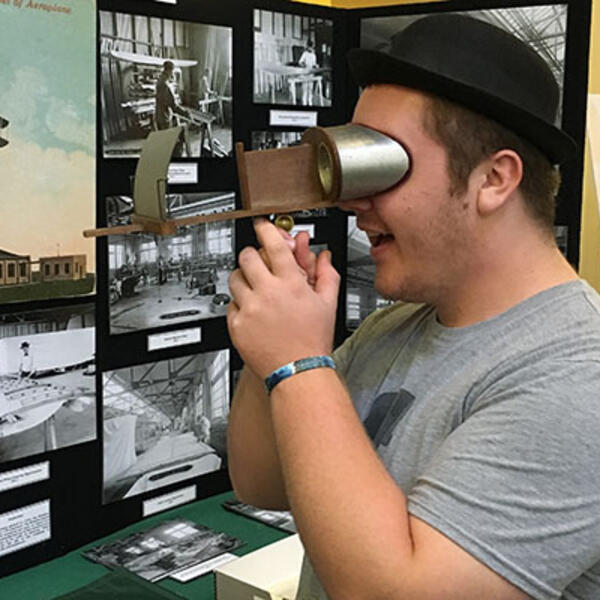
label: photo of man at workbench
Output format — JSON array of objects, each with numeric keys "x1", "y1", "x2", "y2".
[
  {"x1": 227, "y1": 11, "x2": 600, "y2": 600},
  {"x1": 253, "y1": 9, "x2": 332, "y2": 107},
  {"x1": 100, "y1": 10, "x2": 233, "y2": 159}
]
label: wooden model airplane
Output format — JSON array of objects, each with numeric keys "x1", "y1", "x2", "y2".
[{"x1": 83, "y1": 124, "x2": 410, "y2": 238}]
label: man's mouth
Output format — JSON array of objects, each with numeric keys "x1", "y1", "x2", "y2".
[{"x1": 368, "y1": 233, "x2": 395, "y2": 248}]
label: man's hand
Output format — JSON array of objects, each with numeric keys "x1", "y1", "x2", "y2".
[
  {"x1": 227, "y1": 219, "x2": 339, "y2": 379},
  {"x1": 258, "y1": 226, "x2": 317, "y2": 287}
]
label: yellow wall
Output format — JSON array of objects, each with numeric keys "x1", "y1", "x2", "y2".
[{"x1": 580, "y1": 0, "x2": 600, "y2": 291}]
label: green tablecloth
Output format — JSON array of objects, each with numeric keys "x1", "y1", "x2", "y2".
[{"x1": 0, "y1": 492, "x2": 289, "y2": 600}]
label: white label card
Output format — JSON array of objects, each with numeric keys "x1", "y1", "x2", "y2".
[
  {"x1": 0, "y1": 500, "x2": 51, "y2": 557},
  {"x1": 143, "y1": 486, "x2": 196, "y2": 517},
  {"x1": 147, "y1": 327, "x2": 201, "y2": 351},
  {"x1": 171, "y1": 552, "x2": 238, "y2": 582},
  {"x1": 290, "y1": 224, "x2": 315, "y2": 239},
  {"x1": 269, "y1": 110, "x2": 318, "y2": 128},
  {"x1": 168, "y1": 163, "x2": 198, "y2": 184},
  {"x1": 0, "y1": 462, "x2": 50, "y2": 493}
]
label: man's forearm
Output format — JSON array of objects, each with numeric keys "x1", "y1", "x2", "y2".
[
  {"x1": 227, "y1": 365, "x2": 289, "y2": 509},
  {"x1": 270, "y1": 367, "x2": 414, "y2": 600}
]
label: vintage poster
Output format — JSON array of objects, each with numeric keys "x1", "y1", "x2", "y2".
[{"x1": 0, "y1": 0, "x2": 96, "y2": 303}]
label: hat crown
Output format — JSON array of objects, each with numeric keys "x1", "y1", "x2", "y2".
[
  {"x1": 389, "y1": 14, "x2": 559, "y2": 125},
  {"x1": 347, "y1": 12, "x2": 576, "y2": 162}
]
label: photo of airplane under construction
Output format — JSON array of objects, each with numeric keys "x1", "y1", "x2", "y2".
[{"x1": 102, "y1": 350, "x2": 229, "y2": 503}]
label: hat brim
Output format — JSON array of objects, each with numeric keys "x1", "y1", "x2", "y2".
[{"x1": 348, "y1": 48, "x2": 577, "y2": 164}]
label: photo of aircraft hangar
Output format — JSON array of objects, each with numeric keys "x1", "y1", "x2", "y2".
[
  {"x1": 102, "y1": 350, "x2": 229, "y2": 503},
  {"x1": 100, "y1": 11, "x2": 232, "y2": 158},
  {"x1": 107, "y1": 192, "x2": 235, "y2": 334},
  {"x1": 0, "y1": 303, "x2": 96, "y2": 463}
]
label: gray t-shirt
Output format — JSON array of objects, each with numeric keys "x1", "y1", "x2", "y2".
[{"x1": 296, "y1": 279, "x2": 600, "y2": 600}]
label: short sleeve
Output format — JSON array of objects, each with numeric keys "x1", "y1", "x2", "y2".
[
  {"x1": 407, "y1": 358, "x2": 600, "y2": 600},
  {"x1": 333, "y1": 302, "x2": 420, "y2": 376}
]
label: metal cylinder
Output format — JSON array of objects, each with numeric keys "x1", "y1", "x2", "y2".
[{"x1": 301, "y1": 124, "x2": 410, "y2": 201}]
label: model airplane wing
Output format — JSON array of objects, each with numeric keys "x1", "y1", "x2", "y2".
[{"x1": 109, "y1": 50, "x2": 198, "y2": 68}]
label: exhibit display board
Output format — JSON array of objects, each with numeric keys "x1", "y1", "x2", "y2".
[{"x1": 0, "y1": 0, "x2": 591, "y2": 578}]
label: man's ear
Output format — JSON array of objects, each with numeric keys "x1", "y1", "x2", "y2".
[{"x1": 476, "y1": 149, "x2": 523, "y2": 216}]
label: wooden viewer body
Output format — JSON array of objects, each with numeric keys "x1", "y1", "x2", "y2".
[{"x1": 83, "y1": 131, "x2": 333, "y2": 239}]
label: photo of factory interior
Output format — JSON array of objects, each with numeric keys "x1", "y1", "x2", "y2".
[
  {"x1": 107, "y1": 193, "x2": 235, "y2": 334},
  {"x1": 103, "y1": 350, "x2": 229, "y2": 503}
]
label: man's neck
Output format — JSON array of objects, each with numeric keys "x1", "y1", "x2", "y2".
[{"x1": 436, "y1": 234, "x2": 578, "y2": 328}]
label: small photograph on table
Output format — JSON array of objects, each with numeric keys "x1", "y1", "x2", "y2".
[
  {"x1": 83, "y1": 518, "x2": 242, "y2": 582},
  {"x1": 253, "y1": 9, "x2": 332, "y2": 107},
  {"x1": 0, "y1": 304, "x2": 96, "y2": 463},
  {"x1": 346, "y1": 216, "x2": 394, "y2": 331},
  {"x1": 251, "y1": 130, "x2": 303, "y2": 150},
  {"x1": 100, "y1": 11, "x2": 232, "y2": 159},
  {"x1": 102, "y1": 350, "x2": 230, "y2": 504},
  {"x1": 223, "y1": 499, "x2": 297, "y2": 533},
  {"x1": 106, "y1": 192, "x2": 235, "y2": 335}
]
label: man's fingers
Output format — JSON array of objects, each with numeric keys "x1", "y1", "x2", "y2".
[
  {"x1": 226, "y1": 299, "x2": 240, "y2": 334},
  {"x1": 254, "y1": 218, "x2": 297, "y2": 276},
  {"x1": 237, "y1": 246, "x2": 272, "y2": 288},
  {"x1": 315, "y1": 250, "x2": 340, "y2": 307},
  {"x1": 228, "y1": 269, "x2": 253, "y2": 305},
  {"x1": 293, "y1": 231, "x2": 317, "y2": 285}
]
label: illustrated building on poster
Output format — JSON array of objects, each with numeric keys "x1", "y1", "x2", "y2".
[
  {"x1": 0, "y1": 303, "x2": 97, "y2": 464},
  {"x1": 0, "y1": 0, "x2": 96, "y2": 305},
  {"x1": 106, "y1": 192, "x2": 236, "y2": 334},
  {"x1": 40, "y1": 255, "x2": 87, "y2": 283},
  {"x1": 100, "y1": 11, "x2": 233, "y2": 159},
  {"x1": 103, "y1": 350, "x2": 230, "y2": 503},
  {"x1": 253, "y1": 9, "x2": 333, "y2": 107},
  {"x1": 0, "y1": 249, "x2": 31, "y2": 287}
]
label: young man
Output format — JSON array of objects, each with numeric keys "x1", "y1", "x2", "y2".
[{"x1": 227, "y1": 14, "x2": 600, "y2": 600}]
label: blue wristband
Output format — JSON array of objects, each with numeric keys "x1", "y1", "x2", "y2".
[{"x1": 264, "y1": 355, "x2": 336, "y2": 394}]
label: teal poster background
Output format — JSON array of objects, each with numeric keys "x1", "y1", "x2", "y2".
[{"x1": 0, "y1": 0, "x2": 96, "y2": 302}]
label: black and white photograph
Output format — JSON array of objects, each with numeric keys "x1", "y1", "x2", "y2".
[
  {"x1": 0, "y1": 304, "x2": 96, "y2": 463},
  {"x1": 100, "y1": 11, "x2": 232, "y2": 158},
  {"x1": 361, "y1": 5, "x2": 567, "y2": 121},
  {"x1": 347, "y1": 216, "x2": 393, "y2": 331},
  {"x1": 254, "y1": 9, "x2": 333, "y2": 107},
  {"x1": 251, "y1": 130, "x2": 303, "y2": 150},
  {"x1": 82, "y1": 519, "x2": 243, "y2": 582},
  {"x1": 107, "y1": 192, "x2": 236, "y2": 334},
  {"x1": 103, "y1": 350, "x2": 230, "y2": 503},
  {"x1": 222, "y1": 499, "x2": 297, "y2": 533}
]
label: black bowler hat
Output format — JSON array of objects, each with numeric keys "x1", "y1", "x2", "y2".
[{"x1": 347, "y1": 14, "x2": 577, "y2": 164}]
